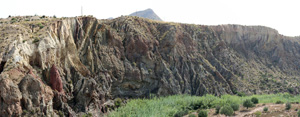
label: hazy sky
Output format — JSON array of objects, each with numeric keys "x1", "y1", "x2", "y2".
[{"x1": 1, "y1": 0, "x2": 299, "y2": 36}]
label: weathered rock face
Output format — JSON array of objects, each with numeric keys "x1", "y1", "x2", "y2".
[{"x1": 1, "y1": 16, "x2": 300, "y2": 116}]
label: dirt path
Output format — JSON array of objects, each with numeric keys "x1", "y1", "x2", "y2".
[
  {"x1": 239, "y1": 105, "x2": 266, "y2": 116},
  {"x1": 207, "y1": 103, "x2": 300, "y2": 117},
  {"x1": 186, "y1": 103, "x2": 300, "y2": 117}
]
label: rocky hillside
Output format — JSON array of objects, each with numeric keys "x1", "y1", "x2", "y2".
[
  {"x1": 0, "y1": 16, "x2": 300, "y2": 116},
  {"x1": 129, "y1": 8, "x2": 162, "y2": 21}
]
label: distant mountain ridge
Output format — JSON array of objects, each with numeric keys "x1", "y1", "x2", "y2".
[{"x1": 129, "y1": 8, "x2": 162, "y2": 21}]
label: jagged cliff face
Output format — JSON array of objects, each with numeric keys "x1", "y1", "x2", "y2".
[{"x1": 0, "y1": 16, "x2": 300, "y2": 116}]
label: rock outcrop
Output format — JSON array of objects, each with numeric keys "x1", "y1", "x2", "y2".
[{"x1": 0, "y1": 16, "x2": 300, "y2": 116}]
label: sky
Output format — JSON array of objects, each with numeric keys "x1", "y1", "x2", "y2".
[{"x1": 1, "y1": 0, "x2": 299, "y2": 36}]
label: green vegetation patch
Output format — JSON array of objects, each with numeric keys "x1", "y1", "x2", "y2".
[{"x1": 108, "y1": 93, "x2": 300, "y2": 117}]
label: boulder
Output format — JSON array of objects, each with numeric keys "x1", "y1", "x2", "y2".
[
  {"x1": 19, "y1": 75, "x2": 54, "y2": 116},
  {"x1": 0, "y1": 77, "x2": 22, "y2": 116}
]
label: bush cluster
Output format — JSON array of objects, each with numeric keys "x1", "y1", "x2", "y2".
[
  {"x1": 198, "y1": 110, "x2": 208, "y2": 117},
  {"x1": 174, "y1": 109, "x2": 188, "y2": 117},
  {"x1": 237, "y1": 92, "x2": 246, "y2": 97},
  {"x1": 276, "y1": 100, "x2": 283, "y2": 104},
  {"x1": 230, "y1": 103, "x2": 239, "y2": 111},
  {"x1": 220, "y1": 105, "x2": 234, "y2": 116}
]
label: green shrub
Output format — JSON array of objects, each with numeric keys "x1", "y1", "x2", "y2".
[
  {"x1": 251, "y1": 97, "x2": 259, "y2": 104},
  {"x1": 215, "y1": 105, "x2": 221, "y2": 114},
  {"x1": 11, "y1": 18, "x2": 17, "y2": 23},
  {"x1": 132, "y1": 62, "x2": 137, "y2": 67},
  {"x1": 230, "y1": 103, "x2": 239, "y2": 111},
  {"x1": 243, "y1": 99, "x2": 254, "y2": 109},
  {"x1": 188, "y1": 114, "x2": 196, "y2": 117},
  {"x1": 263, "y1": 107, "x2": 268, "y2": 112},
  {"x1": 174, "y1": 109, "x2": 188, "y2": 117},
  {"x1": 254, "y1": 111, "x2": 261, "y2": 117},
  {"x1": 87, "y1": 113, "x2": 92, "y2": 117},
  {"x1": 232, "y1": 90, "x2": 237, "y2": 94},
  {"x1": 22, "y1": 110, "x2": 28, "y2": 114},
  {"x1": 198, "y1": 110, "x2": 208, "y2": 117},
  {"x1": 82, "y1": 113, "x2": 93, "y2": 117},
  {"x1": 276, "y1": 100, "x2": 283, "y2": 104},
  {"x1": 58, "y1": 110, "x2": 64, "y2": 117},
  {"x1": 297, "y1": 110, "x2": 300, "y2": 117},
  {"x1": 220, "y1": 105, "x2": 234, "y2": 116},
  {"x1": 114, "y1": 98, "x2": 122, "y2": 108},
  {"x1": 37, "y1": 23, "x2": 44, "y2": 29},
  {"x1": 33, "y1": 38, "x2": 39, "y2": 43},
  {"x1": 190, "y1": 101, "x2": 204, "y2": 110},
  {"x1": 286, "y1": 102, "x2": 291, "y2": 110},
  {"x1": 237, "y1": 92, "x2": 246, "y2": 97},
  {"x1": 288, "y1": 87, "x2": 294, "y2": 93}
]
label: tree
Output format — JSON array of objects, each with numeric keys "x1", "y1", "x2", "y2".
[{"x1": 243, "y1": 99, "x2": 254, "y2": 109}]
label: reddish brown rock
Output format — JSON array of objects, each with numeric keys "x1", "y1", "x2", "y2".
[{"x1": 50, "y1": 64, "x2": 64, "y2": 94}]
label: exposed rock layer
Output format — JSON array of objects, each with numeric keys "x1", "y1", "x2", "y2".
[{"x1": 0, "y1": 16, "x2": 300, "y2": 116}]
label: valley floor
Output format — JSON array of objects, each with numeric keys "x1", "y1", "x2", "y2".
[
  {"x1": 108, "y1": 94, "x2": 300, "y2": 117},
  {"x1": 189, "y1": 103, "x2": 300, "y2": 117}
]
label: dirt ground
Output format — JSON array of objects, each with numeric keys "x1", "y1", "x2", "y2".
[{"x1": 186, "y1": 103, "x2": 300, "y2": 117}]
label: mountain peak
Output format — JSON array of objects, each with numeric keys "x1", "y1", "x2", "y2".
[{"x1": 129, "y1": 8, "x2": 162, "y2": 21}]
